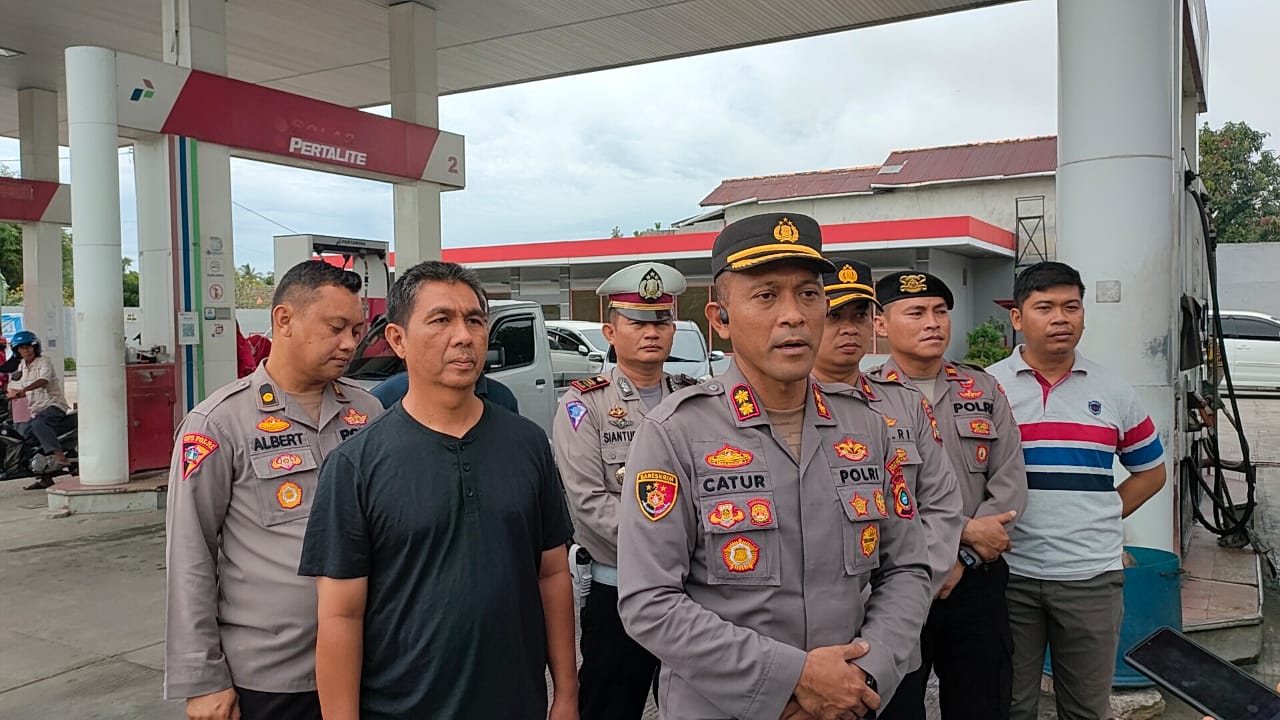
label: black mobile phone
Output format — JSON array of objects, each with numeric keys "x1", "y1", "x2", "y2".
[{"x1": 1124, "y1": 627, "x2": 1280, "y2": 720}]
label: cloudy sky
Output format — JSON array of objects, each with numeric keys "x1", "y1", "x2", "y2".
[{"x1": 0, "y1": 0, "x2": 1274, "y2": 273}]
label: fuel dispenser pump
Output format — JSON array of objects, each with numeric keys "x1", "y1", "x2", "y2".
[
  {"x1": 272, "y1": 234, "x2": 392, "y2": 325},
  {"x1": 1181, "y1": 174, "x2": 1271, "y2": 576}
]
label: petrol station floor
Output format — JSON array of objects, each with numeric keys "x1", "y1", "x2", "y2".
[{"x1": 0, "y1": 396, "x2": 1276, "y2": 719}]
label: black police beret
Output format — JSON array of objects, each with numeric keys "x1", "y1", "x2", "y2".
[
  {"x1": 711, "y1": 213, "x2": 835, "y2": 278},
  {"x1": 875, "y1": 271, "x2": 954, "y2": 309},
  {"x1": 823, "y1": 257, "x2": 879, "y2": 310}
]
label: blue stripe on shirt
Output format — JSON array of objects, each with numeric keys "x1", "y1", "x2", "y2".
[
  {"x1": 1022, "y1": 445, "x2": 1115, "y2": 470},
  {"x1": 1027, "y1": 471, "x2": 1115, "y2": 492},
  {"x1": 1120, "y1": 437, "x2": 1165, "y2": 469}
]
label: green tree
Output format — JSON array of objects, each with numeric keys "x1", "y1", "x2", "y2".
[
  {"x1": 1198, "y1": 121, "x2": 1280, "y2": 244},
  {"x1": 964, "y1": 317, "x2": 1012, "y2": 368},
  {"x1": 0, "y1": 165, "x2": 20, "y2": 302},
  {"x1": 234, "y1": 263, "x2": 274, "y2": 308},
  {"x1": 121, "y1": 257, "x2": 139, "y2": 307}
]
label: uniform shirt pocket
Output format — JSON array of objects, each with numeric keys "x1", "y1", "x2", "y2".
[
  {"x1": 249, "y1": 447, "x2": 319, "y2": 527},
  {"x1": 954, "y1": 415, "x2": 997, "y2": 473},
  {"x1": 834, "y1": 482, "x2": 886, "y2": 576},
  {"x1": 697, "y1": 493, "x2": 780, "y2": 586},
  {"x1": 600, "y1": 445, "x2": 629, "y2": 490}
]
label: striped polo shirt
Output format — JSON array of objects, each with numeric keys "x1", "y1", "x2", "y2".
[{"x1": 987, "y1": 348, "x2": 1164, "y2": 581}]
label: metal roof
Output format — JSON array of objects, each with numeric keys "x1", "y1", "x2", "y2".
[
  {"x1": 0, "y1": 0, "x2": 1022, "y2": 142},
  {"x1": 700, "y1": 135, "x2": 1057, "y2": 206}
]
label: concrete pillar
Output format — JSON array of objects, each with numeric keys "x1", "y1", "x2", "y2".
[
  {"x1": 164, "y1": 0, "x2": 236, "y2": 405},
  {"x1": 389, "y1": 2, "x2": 443, "y2": 270},
  {"x1": 65, "y1": 47, "x2": 128, "y2": 485},
  {"x1": 134, "y1": 136, "x2": 175, "y2": 353},
  {"x1": 558, "y1": 267, "x2": 571, "y2": 320},
  {"x1": 1056, "y1": 0, "x2": 1180, "y2": 553},
  {"x1": 18, "y1": 88, "x2": 65, "y2": 371}
]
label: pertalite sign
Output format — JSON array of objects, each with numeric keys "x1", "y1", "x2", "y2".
[{"x1": 112, "y1": 50, "x2": 464, "y2": 188}]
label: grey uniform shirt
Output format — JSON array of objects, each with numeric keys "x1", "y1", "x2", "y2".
[
  {"x1": 819, "y1": 374, "x2": 964, "y2": 596},
  {"x1": 617, "y1": 364, "x2": 932, "y2": 720},
  {"x1": 163, "y1": 364, "x2": 384, "y2": 699},
  {"x1": 868, "y1": 359, "x2": 1028, "y2": 532},
  {"x1": 552, "y1": 367, "x2": 697, "y2": 568}
]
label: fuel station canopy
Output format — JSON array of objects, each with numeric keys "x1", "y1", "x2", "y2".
[{"x1": 0, "y1": 0, "x2": 1025, "y2": 142}]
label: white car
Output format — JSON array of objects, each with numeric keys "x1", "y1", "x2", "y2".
[
  {"x1": 546, "y1": 319, "x2": 724, "y2": 383},
  {"x1": 1219, "y1": 310, "x2": 1280, "y2": 391}
]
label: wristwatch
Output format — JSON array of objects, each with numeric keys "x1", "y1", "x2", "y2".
[{"x1": 958, "y1": 548, "x2": 980, "y2": 569}]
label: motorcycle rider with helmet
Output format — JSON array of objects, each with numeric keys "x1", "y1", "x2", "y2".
[{"x1": 5, "y1": 331, "x2": 73, "y2": 482}]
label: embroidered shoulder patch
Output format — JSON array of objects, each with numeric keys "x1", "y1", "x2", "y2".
[
  {"x1": 570, "y1": 375, "x2": 610, "y2": 393},
  {"x1": 565, "y1": 400, "x2": 588, "y2": 431},
  {"x1": 891, "y1": 476, "x2": 915, "y2": 519},
  {"x1": 342, "y1": 408, "x2": 368, "y2": 426},
  {"x1": 636, "y1": 470, "x2": 679, "y2": 521},
  {"x1": 181, "y1": 433, "x2": 219, "y2": 480}
]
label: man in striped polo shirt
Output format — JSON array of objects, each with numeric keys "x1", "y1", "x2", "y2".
[{"x1": 987, "y1": 262, "x2": 1166, "y2": 720}]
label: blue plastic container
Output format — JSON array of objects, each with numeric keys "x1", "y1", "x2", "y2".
[{"x1": 1041, "y1": 546, "x2": 1182, "y2": 688}]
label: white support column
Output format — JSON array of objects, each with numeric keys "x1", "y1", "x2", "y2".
[
  {"x1": 134, "y1": 135, "x2": 175, "y2": 352},
  {"x1": 390, "y1": 2, "x2": 443, "y2": 270},
  {"x1": 1056, "y1": 0, "x2": 1180, "y2": 553},
  {"x1": 164, "y1": 0, "x2": 237, "y2": 403},
  {"x1": 65, "y1": 47, "x2": 129, "y2": 486},
  {"x1": 18, "y1": 88, "x2": 65, "y2": 371}
]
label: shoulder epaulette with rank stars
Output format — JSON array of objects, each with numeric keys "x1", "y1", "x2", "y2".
[
  {"x1": 730, "y1": 383, "x2": 761, "y2": 421},
  {"x1": 570, "y1": 375, "x2": 610, "y2": 393},
  {"x1": 812, "y1": 383, "x2": 831, "y2": 419}
]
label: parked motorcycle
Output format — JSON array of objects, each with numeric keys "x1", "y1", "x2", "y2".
[{"x1": 0, "y1": 412, "x2": 79, "y2": 489}]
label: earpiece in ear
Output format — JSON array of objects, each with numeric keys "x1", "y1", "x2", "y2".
[{"x1": 718, "y1": 307, "x2": 729, "y2": 325}]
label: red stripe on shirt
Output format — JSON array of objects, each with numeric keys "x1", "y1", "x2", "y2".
[
  {"x1": 1019, "y1": 421, "x2": 1120, "y2": 447},
  {"x1": 1121, "y1": 416, "x2": 1157, "y2": 450}
]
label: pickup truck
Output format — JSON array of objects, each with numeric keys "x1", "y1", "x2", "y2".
[{"x1": 344, "y1": 299, "x2": 558, "y2": 434}]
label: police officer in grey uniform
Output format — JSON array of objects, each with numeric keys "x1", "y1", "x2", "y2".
[
  {"x1": 164, "y1": 261, "x2": 384, "y2": 720},
  {"x1": 553, "y1": 261, "x2": 697, "y2": 719},
  {"x1": 617, "y1": 213, "x2": 932, "y2": 720},
  {"x1": 868, "y1": 270, "x2": 1028, "y2": 720},
  {"x1": 812, "y1": 257, "x2": 965, "y2": 594}
]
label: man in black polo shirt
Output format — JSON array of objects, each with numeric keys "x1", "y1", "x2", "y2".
[{"x1": 299, "y1": 260, "x2": 578, "y2": 720}]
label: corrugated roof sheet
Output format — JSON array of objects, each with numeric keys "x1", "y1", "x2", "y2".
[{"x1": 701, "y1": 136, "x2": 1057, "y2": 206}]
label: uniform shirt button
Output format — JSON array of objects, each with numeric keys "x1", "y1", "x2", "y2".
[
  {"x1": 463, "y1": 463, "x2": 472, "y2": 472},
  {"x1": 465, "y1": 489, "x2": 475, "y2": 497}
]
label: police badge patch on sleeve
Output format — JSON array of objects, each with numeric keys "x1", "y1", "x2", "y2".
[
  {"x1": 181, "y1": 433, "x2": 219, "y2": 480},
  {"x1": 636, "y1": 470, "x2": 679, "y2": 521},
  {"x1": 565, "y1": 400, "x2": 588, "y2": 431}
]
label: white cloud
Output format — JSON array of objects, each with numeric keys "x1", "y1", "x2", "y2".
[{"x1": 2, "y1": 0, "x2": 1277, "y2": 273}]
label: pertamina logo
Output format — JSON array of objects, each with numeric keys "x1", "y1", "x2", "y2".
[{"x1": 130, "y1": 79, "x2": 155, "y2": 102}]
